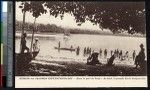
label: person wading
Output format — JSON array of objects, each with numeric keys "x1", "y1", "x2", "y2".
[
  {"x1": 132, "y1": 50, "x2": 136, "y2": 61},
  {"x1": 99, "y1": 48, "x2": 102, "y2": 57},
  {"x1": 76, "y1": 46, "x2": 80, "y2": 56},
  {"x1": 58, "y1": 41, "x2": 61, "y2": 52},
  {"x1": 104, "y1": 49, "x2": 107, "y2": 58},
  {"x1": 83, "y1": 47, "x2": 87, "y2": 56},
  {"x1": 119, "y1": 50, "x2": 123, "y2": 60}
]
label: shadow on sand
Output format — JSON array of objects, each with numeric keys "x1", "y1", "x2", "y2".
[{"x1": 16, "y1": 58, "x2": 147, "y2": 76}]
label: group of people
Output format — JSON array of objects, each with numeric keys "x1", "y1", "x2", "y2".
[
  {"x1": 21, "y1": 33, "x2": 146, "y2": 68},
  {"x1": 83, "y1": 47, "x2": 92, "y2": 56},
  {"x1": 83, "y1": 47, "x2": 137, "y2": 62},
  {"x1": 67, "y1": 45, "x2": 140, "y2": 63},
  {"x1": 86, "y1": 44, "x2": 146, "y2": 69},
  {"x1": 109, "y1": 49, "x2": 134, "y2": 61},
  {"x1": 20, "y1": 33, "x2": 40, "y2": 59},
  {"x1": 99, "y1": 49, "x2": 136, "y2": 61}
]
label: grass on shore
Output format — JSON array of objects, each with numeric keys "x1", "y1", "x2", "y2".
[{"x1": 16, "y1": 60, "x2": 147, "y2": 76}]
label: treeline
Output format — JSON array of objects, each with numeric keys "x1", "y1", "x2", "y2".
[
  {"x1": 15, "y1": 21, "x2": 145, "y2": 37},
  {"x1": 15, "y1": 20, "x2": 110, "y2": 35},
  {"x1": 16, "y1": 21, "x2": 64, "y2": 33}
]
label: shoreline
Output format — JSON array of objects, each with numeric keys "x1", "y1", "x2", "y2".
[{"x1": 15, "y1": 31, "x2": 146, "y2": 38}]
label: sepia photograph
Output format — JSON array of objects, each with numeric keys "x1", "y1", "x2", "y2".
[{"x1": 15, "y1": 1, "x2": 147, "y2": 77}]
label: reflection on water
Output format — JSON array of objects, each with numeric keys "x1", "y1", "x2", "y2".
[{"x1": 15, "y1": 34, "x2": 147, "y2": 65}]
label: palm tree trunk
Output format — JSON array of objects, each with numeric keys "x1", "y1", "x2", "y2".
[
  {"x1": 30, "y1": 17, "x2": 37, "y2": 53},
  {"x1": 20, "y1": 11, "x2": 26, "y2": 53}
]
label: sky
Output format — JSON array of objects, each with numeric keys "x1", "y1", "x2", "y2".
[
  {"x1": 16, "y1": 2, "x2": 102, "y2": 30},
  {"x1": 2, "y1": 1, "x2": 7, "y2": 12}
]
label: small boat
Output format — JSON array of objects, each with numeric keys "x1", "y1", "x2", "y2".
[
  {"x1": 54, "y1": 47, "x2": 75, "y2": 51},
  {"x1": 16, "y1": 52, "x2": 32, "y2": 63},
  {"x1": 15, "y1": 52, "x2": 38, "y2": 69}
]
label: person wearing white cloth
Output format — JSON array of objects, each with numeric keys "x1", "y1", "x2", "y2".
[{"x1": 32, "y1": 38, "x2": 40, "y2": 59}]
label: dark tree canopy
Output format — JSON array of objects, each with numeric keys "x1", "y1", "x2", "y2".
[
  {"x1": 19, "y1": 1, "x2": 146, "y2": 34},
  {"x1": 19, "y1": 1, "x2": 47, "y2": 18}
]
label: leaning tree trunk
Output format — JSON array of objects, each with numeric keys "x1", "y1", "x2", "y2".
[
  {"x1": 30, "y1": 17, "x2": 37, "y2": 54},
  {"x1": 20, "y1": 11, "x2": 26, "y2": 53}
]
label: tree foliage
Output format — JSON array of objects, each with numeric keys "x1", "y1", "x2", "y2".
[
  {"x1": 19, "y1": 1, "x2": 47, "y2": 18},
  {"x1": 19, "y1": 1, "x2": 145, "y2": 34}
]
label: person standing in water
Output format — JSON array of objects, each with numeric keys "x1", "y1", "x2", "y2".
[
  {"x1": 104, "y1": 49, "x2": 107, "y2": 58},
  {"x1": 125, "y1": 51, "x2": 129, "y2": 60},
  {"x1": 89, "y1": 48, "x2": 92, "y2": 55},
  {"x1": 114, "y1": 49, "x2": 117, "y2": 58},
  {"x1": 76, "y1": 46, "x2": 80, "y2": 56},
  {"x1": 83, "y1": 47, "x2": 87, "y2": 56},
  {"x1": 58, "y1": 41, "x2": 61, "y2": 52},
  {"x1": 21, "y1": 33, "x2": 29, "y2": 53},
  {"x1": 119, "y1": 50, "x2": 123, "y2": 60},
  {"x1": 110, "y1": 50, "x2": 113, "y2": 56},
  {"x1": 70, "y1": 45, "x2": 73, "y2": 52},
  {"x1": 58, "y1": 41, "x2": 60, "y2": 48},
  {"x1": 33, "y1": 38, "x2": 40, "y2": 59},
  {"x1": 99, "y1": 49, "x2": 102, "y2": 57},
  {"x1": 132, "y1": 50, "x2": 136, "y2": 61},
  {"x1": 116, "y1": 49, "x2": 119, "y2": 57},
  {"x1": 87, "y1": 47, "x2": 89, "y2": 54}
]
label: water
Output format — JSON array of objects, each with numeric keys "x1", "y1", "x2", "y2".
[{"x1": 15, "y1": 33, "x2": 147, "y2": 65}]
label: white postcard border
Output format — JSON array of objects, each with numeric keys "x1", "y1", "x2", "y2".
[{"x1": 15, "y1": 76, "x2": 147, "y2": 88}]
